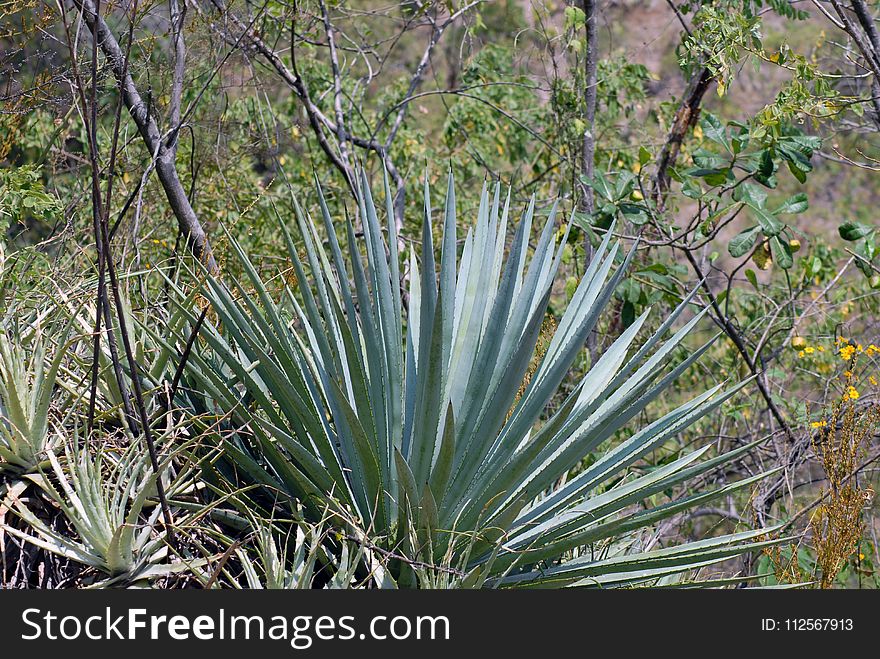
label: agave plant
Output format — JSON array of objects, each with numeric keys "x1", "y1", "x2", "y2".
[
  {"x1": 163, "y1": 172, "x2": 783, "y2": 587},
  {"x1": 3, "y1": 429, "x2": 205, "y2": 586},
  {"x1": 230, "y1": 513, "x2": 374, "y2": 589},
  {"x1": 0, "y1": 320, "x2": 73, "y2": 473}
]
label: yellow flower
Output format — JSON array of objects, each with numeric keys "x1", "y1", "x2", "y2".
[
  {"x1": 818, "y1": 346, "x2": 825, "y2": 352},
  {"x1": 798, "y1": 350, "x2": 805, "y2": 358},
  {"x1": 871, "y1": 375, "x2": 878, "y2": 386},
  {"x1": 844, "y1": 370, "x2": 853, "y2": 379},
  {"x1": 804, "y1": 346, "x2": 815, "y2": 354},
  {"x1": 811, "y1": 420, "x2": 827, "y2": 429},
  {"x1": 847, "y1": 386, "x2": 860, "y2": 400},
  {"x1": 840, "y1": 344, "x2": 856, "y2": 360}
]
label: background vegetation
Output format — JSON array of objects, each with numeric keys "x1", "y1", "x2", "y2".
[{"x1": 3, "y1": 0, "x2": 880, "y2": 588}]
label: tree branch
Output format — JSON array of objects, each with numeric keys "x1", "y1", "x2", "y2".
[
  {"x1": 652, "y1": 65, "x2": 713, "y2": 209},
  {"x1": 73, "y1": 0, "x2": 218, "y2": 274},
  {"x1": 167, "y1": 0, "x2": 187, "y2": 153}
]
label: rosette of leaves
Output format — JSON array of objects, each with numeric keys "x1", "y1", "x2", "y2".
[{"x1": 164, "y1": 172, "x2": 784, "y2": 588}]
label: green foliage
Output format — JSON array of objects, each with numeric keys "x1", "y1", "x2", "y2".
[
  {"x1": 584, "y1": 170, "x2": 650, "y2": 228},
  {"x1": 443, "y1": 44, "x2": 546, "y2": 179},
  {"x1": 673, "y1": 113, "x2": 819, "y2": 269},
  {"x1": 680, "y1": 5, "x2": 762, "y2": 96},
  {"x1": 5, "y1": 0, "x2": 879, "y2": 591},
  {"x1": 0, "y1": 164, "x2": 62, "y2": 229},
  {"x1": 552, "y1": 55, "x2": 650, "y2": 178}
]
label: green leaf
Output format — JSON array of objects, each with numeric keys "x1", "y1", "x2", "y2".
[
  {"x1": 773, "y1": 192, "x2": 808, "y2": 215},
  {"x1": 839, "y1": 221, "x2": 874, "y2": 241},
  {"x1": 745, "y1": 268, "x2": 758, "y2": 289},
  {"x1": 735, "y1": 182, "x2": 767, "y2": 208},
  {"x1": 755, "y1": 149, "x2": 775, "y2": 183},
  {"x1": 586, "y1": 171, "x2": 615, "y2": 202},
  {"x1": 699, "y1": 113, "x2": 728, "y2": 147},
  {"x1": 618, "y1": 203, "x2": 649, "y2": 225},
  {"x1": 728, "y1": 225, "x2": 760, "y2": 257},
  {"x1": 750, "y1": 206, "x2": 784, "y2": 237},
  {"x1": 770, "y1": 235, "x2": 793, "y2": 269}
]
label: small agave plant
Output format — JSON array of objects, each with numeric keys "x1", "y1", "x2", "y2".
[
  {"x1": 231, "y1": 515, "x2": 373, "y2": 589},
  {"x1": 0, "y1": 321, "x2": 72, "y2": 473},
  {"x1": 165, "y1": 171, "x2": 784, "y2": 587},
  {"x1": 3, "y1": 431, "x2": 202, "y2": 586}
]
